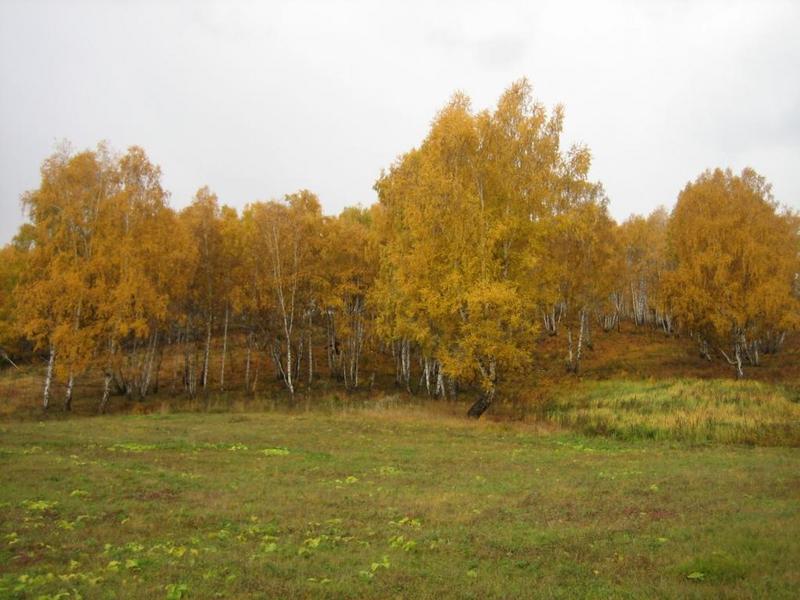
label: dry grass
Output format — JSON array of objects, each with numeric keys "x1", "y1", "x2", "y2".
[{"x1": 543, "y1": 378, "x2": 800, "y2": 445}]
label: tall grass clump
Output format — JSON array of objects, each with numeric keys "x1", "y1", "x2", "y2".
[{"x1": 545, "y1": 379, "x2": 800, "y2": 445}]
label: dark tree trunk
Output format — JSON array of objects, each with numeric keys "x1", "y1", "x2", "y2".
[{"x1": 467, "y1": 389, "x2": 495, "y2": 419}]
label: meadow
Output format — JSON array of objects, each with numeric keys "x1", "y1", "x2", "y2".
[
  {"x1": 1, "y1": 329, "x2": 799, "y2": 599},
  {"x1": 1, "y1": 409, "x2": 799, "y2": 599}
]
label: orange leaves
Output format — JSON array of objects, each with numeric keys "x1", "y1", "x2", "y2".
[
  {"x1": 14, "y1": 144, "x2": 188, "y2": 378},
  {"x1": 665, "y1": 168, "x2": 799, "y2": 353},
  {"x1": 374, "y1": 80, "x2": 602, "y2": 393}
]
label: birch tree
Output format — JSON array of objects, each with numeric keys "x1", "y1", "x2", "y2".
[
  {"x1": 217, "y1": 206, "x2": 243, "y2": 392},
  {"x1": 618, "y1": 208, "x2": 672, "y2": 331},
  {"x1": 179, "y1": 188, "x2": 226, "y2": 396},
  {"x1": 97, "y1": 147, "x2": 194, "y2": 410},
  {"x1": 320, "y1": 206, "x2": 379, "y2": 389},
  {"x1": 536, "y1": 200, "x2": 616, "y2": 374},
  {"x1": 0, "y1": 236, "x2": 29, "y2": 369},
  {"x1": 16, "y1": 144, "x2": 117, "y2": 410},
  {"x1": 375, "y1": 80, "x2": 601, "y2": 415},
  {"x1": 243, "y1": 191, "x2": 324, "y2": 395},
  {"x1": 665, "y1": 168, "x2": 800, "y2": 377}
]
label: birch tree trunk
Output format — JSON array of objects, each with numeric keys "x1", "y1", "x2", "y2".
[
  {"x1": 140, "y1": 330, "x2": 158, "y2": 399},
  {"x1": 64, "y1": 371, "x2": 74, "y2": 411},
  {"x1": 99, "y1": 371, "x2": 112, "y2": 414},
  {"x1": 182, "y1": 320, "x2": 192, "y2": 395},
  {"x1": 566, "y1": 329, "x2": 574, "y2": 372},
  {"x1": 0, "y1": 349, "x2": 19, "y2": 370},
  {"x1": 435, "y1": 362, "x2": 445, "y2": 398},
  {"x1": 762, "y1": 331, "x2": 786, "y2": 354},
  {"x1": 187, "y1": 350, "x2": 197, "y2": 398},
  {"x1": 43, "y1": 346, "x2": 55, "y2": 410},
  {"x1": 393, "y1": 340, "x2": 401, "y2": 386},
  {"x1": 268, "y1": 224, "x2": 296, "y2": 395},
  {"x1": 219, "y1": 304, "x2": 229, "y2": 392},
  {"x1": 575, "y1": 310, "x2": 585, "y2": 373},
  {"x1": 354, "y1": 298, "x2": 364, "y2": 388},
  {"x1": 252, "y1": 351, "x2": 260, "y2": 394},
  {"x1": 294, "y1": 336, "x2": 304, "y2": 385},
  {"x1": 566, "y1": 310, "x2": 586, "y2": 374},
  {"x1": 153, "y1": 343, "x2": 164, "y2": 394},
  {"x1": 401, "y1": 338, "x2": 412, "y2": 393},
  {"x1": 326, "y1": 309, "x2": 340, "y2": 378},
  {"x1": 423, "y1": 356, "x2": 432, "y2": 397},
  {"x1": 719, "y1": 334, "x2": 746, "y2": 379},
  {"x1": 308, "y1": 334, "x2": 313, "y2": 386},
  {"x1": 283, "y1": 292, "x2": 294, "y2": 395},
  {"x1": 699, "y1": 338, "x2": 712, "y2": 361},
  {"x1": 171, "y1": 330, "x2": 181, "y2": 393},
  {"x1": 202, "y1": 315, "x2": 212, "y2": 390},
  {"x1": 244, "y1": 332, "x2": 252, "y2": 394},
  {"x1": 744, "y1": 338, "x2": 760, "y2": 366},
  {"x1": 542, "y1": 307, "x2": 559, "y2": 336},
  {"x1": 467, "y1": 359, "x2": 496, "y2": 418},
  {"x1": 734, "y1": 342, "x2": 744, "y2": 379}
]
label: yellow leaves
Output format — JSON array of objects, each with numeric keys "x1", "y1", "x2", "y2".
[
  {"x1": 666, "y1": 168, "x2": 799, "y2": 346},
  {"x1": 532, "y1": 199, "x2": 617, "y2": 332},
  {"x1": 14, "y1": 144, "x2": 189, "y2": 380},
  {"x1": 241, "y1": 193, "x2": 326, "y2": 320},
  {"x1": 0, "y1": 244, "x2": 26, "y2": 346},
  {"x1": 459, "y1": 280, "x2": 535, "y2": 372},
  {"x1": 374, "y1": 80, "x2": 599, "y2": 392}
]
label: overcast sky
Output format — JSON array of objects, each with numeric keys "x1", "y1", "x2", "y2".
[{"x1": 1, "y1": 0, "x2": 798, "y2": 244}]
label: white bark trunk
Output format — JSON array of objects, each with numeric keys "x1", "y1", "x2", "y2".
[
  {"x1": 0, "y1": 349, "x2": 19, "y2": 370},
  {"x1": 245, "y1": 332, "x2": 253, "y2": 393},
  {"x1": 267, "y1": 224, "x2": 297, "y2": 395},
  {"x1": 141, "y1": 331, "x2": 158, "y2": 399},
  {"x1": 43, "y1": 346, "x2": 55, "y2": 409},
  {"x1": 734, "y1": 343, "x2": 744, "y2": 379},
  {"x1": 64, "y1": 371, "x2": 74, "y2": 411},
  {"x1": 308, "y1": 334, "x2": 313, "y2": 385},
  {"x1": 202, "y1": 316, "x2": 212, "y2": 390},
  {"x1": 99, "y1": 371, "x2": 112, "y2": 413},
  {"x1": 285, "y1": 340, "x2": 294, "y2": 394},
  {"x1": 435, "y1": 363, "x2": 445, "y2": 398},
  {"x1": 566, "y1": 310, "x2": 586, "y2": 374},
  {"x1": 576, "y1": 310, "x2": 585, "y2": 369},
  {"x1": 401, "y1": 339, "x2": 411, "y2": 392},
  {"x1": 220, "y1": 305, "x2": 229, "y2": 391}
]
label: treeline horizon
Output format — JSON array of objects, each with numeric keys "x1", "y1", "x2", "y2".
[{"x1": 1, "y1": 79, "x2": 798, "y2": 417}]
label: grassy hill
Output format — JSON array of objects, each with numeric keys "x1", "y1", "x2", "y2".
[{"x1": 2, "y1": 324, "x2": 799, "y2": 417}]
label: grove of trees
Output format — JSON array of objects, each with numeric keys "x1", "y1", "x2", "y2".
[{"x1": 1, "y1": 81, "x2": 798, "y2": 416}]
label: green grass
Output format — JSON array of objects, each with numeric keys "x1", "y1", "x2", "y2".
[
  {"x1": 543, "y1": 379, "x2": 800, "y2": 446},
  {"x1": 1, "y1": 408, "x2": 799, "y2": 598}
]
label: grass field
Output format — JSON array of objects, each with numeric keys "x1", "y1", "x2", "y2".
[
  {"x1": 1, "y1": 409, "x2": 799, "y2": 599},
  {"x1": 1, "y1": 327, "x2": 799, "y2": 598}
]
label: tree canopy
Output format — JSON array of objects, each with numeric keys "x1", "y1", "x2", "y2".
[{"x1": 2, "y1": 82, "x2": 798, "y2": 414}]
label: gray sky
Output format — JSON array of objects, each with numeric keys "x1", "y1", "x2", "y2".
[{"x1": 1, "y1": 0, "x2": 799, "y2": 244}]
